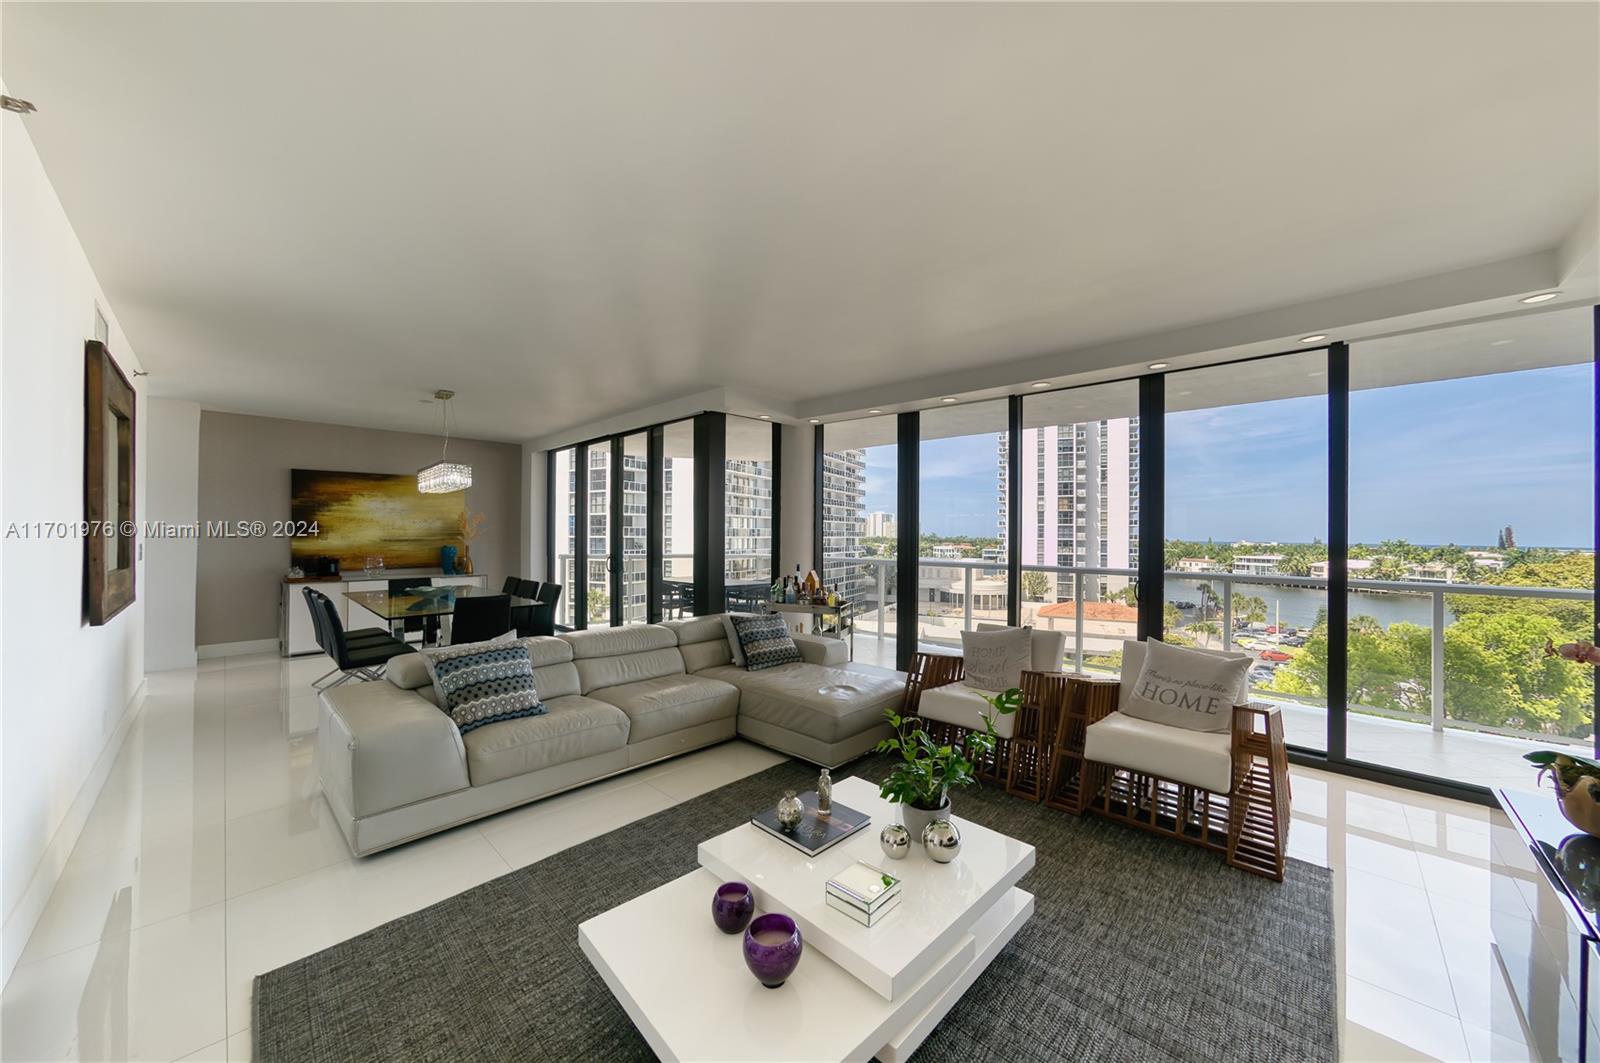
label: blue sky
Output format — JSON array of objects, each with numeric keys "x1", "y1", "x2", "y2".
[{"x1": 859, "y1": 364, "x2": 1593, "y2": 548}]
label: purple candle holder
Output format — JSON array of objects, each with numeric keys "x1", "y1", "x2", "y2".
[
  {"x1": 742, "y1": 913, "x2": 803, "y2": 989},
  {"x1": 712, "y1": 881, "x2": 754, "y2": 934}
]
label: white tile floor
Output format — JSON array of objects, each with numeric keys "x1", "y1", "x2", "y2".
[{"x1": 0, "y1": 651, "x2": 1571, "y2": 1062}]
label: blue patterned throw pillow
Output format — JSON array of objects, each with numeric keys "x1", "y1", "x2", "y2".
[
  {"x1": 729, "y1": 613, "x2": 802, "y2": 672},
  {"x1": 423, "y1": 637, "x2": 545, "y2": 734}
]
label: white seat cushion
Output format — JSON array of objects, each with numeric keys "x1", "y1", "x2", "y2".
[
  {"x1": 1083, "y1": 711, "x2": 1233, "y2": 792},
  {"x1": 918, "y1": 684, "x2": 1017, "y2": 740}
]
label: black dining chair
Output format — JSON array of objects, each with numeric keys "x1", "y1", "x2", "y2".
[
  {"x1": 309, "y1": 590, "x2": 414, "y2": 688},
  {"x1": 508, "y1": 578, "x2": 544, "y2": 637},
  {"x1": 451, "y1": 593, "x2": 513, "y2": 645},
  {"x1": 304, "y1": 587, "x2": 392, "y2": 687},
  {"x1": 501, "y1": 576, "x2": 521, "y2": 595},
  {"x1": 388, "y1": 577, "x2": 437, "y2": 645},
  {"x1": 534, "y1": 582, "x2": 566, "y2": 634}
]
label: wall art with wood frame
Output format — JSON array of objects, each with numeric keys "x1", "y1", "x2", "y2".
[{"x1": 84, "y1": 339, "x2": 136, "y2": 625}]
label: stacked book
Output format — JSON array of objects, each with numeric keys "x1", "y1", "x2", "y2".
[{"x1": 825, "y1": 861, "x2": 901, "y2": 927}]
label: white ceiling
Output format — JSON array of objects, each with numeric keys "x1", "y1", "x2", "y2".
[{"x1": 4, "y1": 2, "x2": 1596, "y2": 445}]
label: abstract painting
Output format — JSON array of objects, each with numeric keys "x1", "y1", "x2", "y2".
[{"x1": 290, "y1": 469, "x2": 463, "y2": 570}]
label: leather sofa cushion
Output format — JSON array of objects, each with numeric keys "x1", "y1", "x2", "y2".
[
  {"x1": 562, "y1": 625, "x2": 677, "y2": 658},
  {"x1": 318, "y1": 680, "x2": 469, "y2": 817},
  {"x1": 462, "y1": 694, "x2": 630, "y2": 786},
  {"x1": 697, "y1": 664, "x2": 903, "y2": 744},
  {"x1": 663, "y1": 615, "x2": 729, "y2": 646},
  {"x1": 590, "y1": 674, "x2": 741, "y2": 744},
  {"x1": 575, "y1": 647, "x2": 686, "y2": 695},
  {"x1": 387, "y1": 635, "x2": 576, "y2": 696},
  {"x1": 917, "y1": 683, "x2": 1016, "y2": 740},
  {"x1": 665, "y1": 614, "x2": 736, "y2": 671},
  {"x1": 1084, "y1": 711, "x2": 1234, "y2": 792}
]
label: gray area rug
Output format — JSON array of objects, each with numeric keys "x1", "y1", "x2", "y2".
[{"x1": 255, "y1": 754, "x2": 1336, "y2": 1062}]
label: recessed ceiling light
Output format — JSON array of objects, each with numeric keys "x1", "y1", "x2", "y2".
[
  {"x1": 758, "y1": 414, "x2": 770, "y2": 420},
  {"x1": 1520, "y1": 291, "x2": 1561, "y2": 304},
  {"x1": 1031, "y1": 381, "x2": 1052, "y2": 389},
  {"x1": 940, "y1": 397, "x2": 958, "y2": 403},
  {"x1": 1300, "y1": 334, "x2": 1328, "y2": 343},
  {"x1": 1147, "y1": 363, "x2": 1169, "y2": 371},
  {"x1": 808, "y1": 418, "x2": 821, "y2": 424},
  {"x1": 1489, "y1": 338, "x2": 1515, "y2": 347},
  {"x1": 868, "y1": 409, "x2": 883, "y2": 414}
]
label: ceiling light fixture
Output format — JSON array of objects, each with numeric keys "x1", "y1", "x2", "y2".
[
  {"x1": 1300, "y1": 334, "x2": 1328, "y2": 344},
  {"x1": 868, "y1": 409, "x2": 883, "y2": 414},
  {"x1": 940, "y1": 397, "x2": 958, "y2": 403},
  {"x1": 417, "y1": 390, "x2": 473, "y2": 494},
  {"x1": 1147, "y1": 363, "x2": 1169, "y2": 371},
  {"x1": 1031, "y1": 381, "x2": 1052, "y2": 389},
  {"x1": 808, "y1": 418, "x2": 822, "y2": 424},
  {"x1": 1490, "y1": 339, "x2": 1515, "y2": 347},
  {"x1": 1520, "y1": 291, "x2": 1561, "y2": 304},
  {"x1": 758, "y1": 414, "x2": 770, "y2": 420}
]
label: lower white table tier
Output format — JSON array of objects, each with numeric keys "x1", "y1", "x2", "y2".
[{"x1": 579, "y1": 869, "x2": 1034, "y2": 1062}]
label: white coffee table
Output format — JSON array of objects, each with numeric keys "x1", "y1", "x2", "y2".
[{"x1": 578, "y1": 776, "x2": 1035, "y2": 1062}]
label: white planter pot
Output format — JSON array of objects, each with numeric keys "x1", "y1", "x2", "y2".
[{"x1": 898, "y1": 796, "x2": 952, "y2": 845}]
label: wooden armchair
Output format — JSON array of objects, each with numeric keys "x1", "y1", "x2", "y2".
[
  {"x1": 1081, "y1": 694, "x2": 1290, "y2": 881},
  {"x1": 902, "y1": 652, "x2": 1070, "y2": 802}
]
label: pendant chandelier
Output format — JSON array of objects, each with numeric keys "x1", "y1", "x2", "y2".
[{"x1": 418, "y1": 389, "x2": 473, "y2": 493}]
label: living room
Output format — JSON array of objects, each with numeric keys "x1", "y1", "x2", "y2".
[{"x1": 1, "y1": 3, "x2": 1597, "y2": 1062}]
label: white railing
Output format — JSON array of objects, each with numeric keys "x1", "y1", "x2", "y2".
[{"x1": 823, "y1": 554, "x2": 1594, "y2": 742}]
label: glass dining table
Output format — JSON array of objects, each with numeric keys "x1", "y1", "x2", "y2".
[{"x1": 344, "y1": 585, "x2": 539, "y2": 644}]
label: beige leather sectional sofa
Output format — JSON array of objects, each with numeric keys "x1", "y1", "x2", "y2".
[{"x1": 315, "y1": 615, "x2": 905, "y2": 856}]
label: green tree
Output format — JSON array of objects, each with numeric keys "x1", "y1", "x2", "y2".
[
  {"x1": 1235, "y1": 594, "x2": 1268, "y2": 626},
  {"x1": 587, "y1": 587, "x2": 610, "y2": 623},
  {"x1": 1021, "y1": 570, "x2": 1052, "y2": 601}
]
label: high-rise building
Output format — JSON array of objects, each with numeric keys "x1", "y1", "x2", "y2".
[
  {"x1": 999, "y1": 417, "x2": 1139, "y2": 601},
  {"x1": 724, "y1": 456, "x2": 774, "y2": 585},
  {"x1": 821, "y1": 450, "x2": 868, "y2": 599},
  {"x1": 577, "y1": 446, "x2": 651, "y2": 624},
  {"x1": 864, "y1": 511, "x2": 896, "y2": 539}
]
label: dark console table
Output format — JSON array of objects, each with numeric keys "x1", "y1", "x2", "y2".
[{"x1": 1493, "y1": 786, "x2": 1600, "y2": 1061}]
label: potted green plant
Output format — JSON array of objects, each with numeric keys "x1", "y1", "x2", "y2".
[{"x1": 876, "y1": 688, "x2": 1022, "y2": 842}]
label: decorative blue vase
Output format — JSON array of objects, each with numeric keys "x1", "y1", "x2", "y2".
[{"x1": 440, "y1": 544, "x2": 458, "y2": 575}]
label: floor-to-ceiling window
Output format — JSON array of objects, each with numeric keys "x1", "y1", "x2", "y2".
[
  {"x1": 918, "y1": 399, "x2": 1010, "y2": 652},
  {"x1": 821, "y1": 414, "x2": 898, "y2": 667},
  {"x1": 662, "y1": 420, "x2": 695, "y2": 619},
  {"x1": 1020, "y1": 382, "x2": 1140, "y2": 673},
  {"x1": 585, "y1": 444, "x2": 613, "y2": 629},
  {"x1": 619, "y1": 432, "x2": 648, "y2": 625},
  {"x1": 551, "y1": 447, "x2": 577, "y2": 629},
  {"x1": 725, "y1": 416, "x2": 774, "y2": 611},
  {"x1": 1348, "y1": 309, "x2": 1595, "y2": 788},
  {"x1": 1165, "y1": 350, "x2": 1330, "y2": 752}
]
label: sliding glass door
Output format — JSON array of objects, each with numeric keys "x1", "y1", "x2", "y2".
[{"x1": 820, "y1": 414, "x2": 899, "y2": 669}]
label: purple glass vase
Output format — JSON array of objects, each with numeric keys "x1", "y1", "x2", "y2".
[
  {"x1": 712, "y1": 881, "x2": 754, "y2": 934},
  {"x1": 742, "y1": 913, "x2": 803, "y2": 988}
]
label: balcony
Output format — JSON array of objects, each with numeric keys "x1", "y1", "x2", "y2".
[{"x1": 823, "y1": 555, "x2": 1593, "y2": 792}]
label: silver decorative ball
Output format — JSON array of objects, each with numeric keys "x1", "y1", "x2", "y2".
[
  {"x1": 921, "y1": 819, "x2": 961, "y2": 863},
  {"x1": 879, "y1": 824, "x2": 911, "y2": 860}
]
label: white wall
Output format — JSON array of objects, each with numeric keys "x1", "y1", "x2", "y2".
[
  {"x1": 1, "y1": 108, "x2": 149, "y2": 984},
  {"x1": 145, "y1": 399, "x2": 200, "y2": 671}
]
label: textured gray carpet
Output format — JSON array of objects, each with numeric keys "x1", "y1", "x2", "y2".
[{"x1": 254, "y1": 754, "x2": 1337, "y2": 1062}]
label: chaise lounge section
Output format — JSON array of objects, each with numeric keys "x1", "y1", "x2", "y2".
[{"x1": 316, "y1": 615, "x2": 903, "y2": 855}]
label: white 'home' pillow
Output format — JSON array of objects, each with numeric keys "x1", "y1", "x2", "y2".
[
  {"x1": 961, "y1": 626, "x2": 1033, "y2": 693},
  {"x1": 1120, "y1": 638, "x2": 1251, "y2": 734}
]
